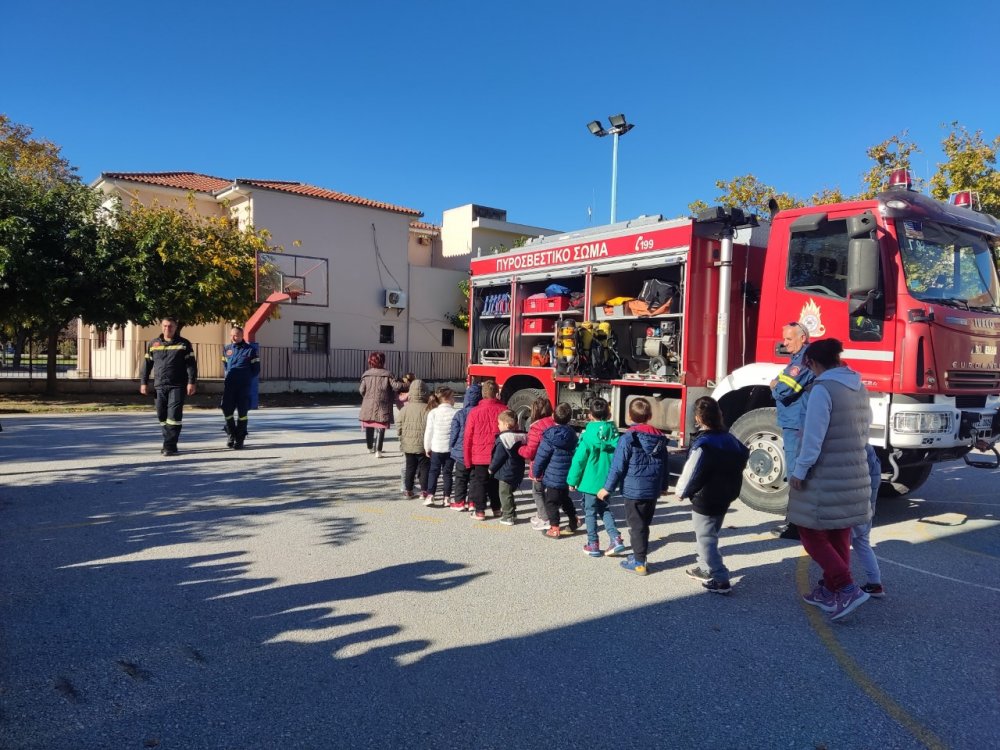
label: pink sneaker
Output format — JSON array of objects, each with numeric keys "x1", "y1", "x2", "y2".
[
  {"x1": 449, "y1": 501, "x2": 468, "y2": 512},
  {"x1": 830, "y1": 587, "x2": 870, "y2": 621},
  {"x1": 802, "y1": 584, "x2": 837, "y2": 613}
]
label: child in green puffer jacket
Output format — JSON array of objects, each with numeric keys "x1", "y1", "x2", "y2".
[{"x1": 567, "y1": 398, "x2": 625, "y2": 557}]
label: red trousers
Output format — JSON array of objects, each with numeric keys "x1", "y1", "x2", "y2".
[{"x1": 799, "y1": 526, "x2": 854, "y2": 591}]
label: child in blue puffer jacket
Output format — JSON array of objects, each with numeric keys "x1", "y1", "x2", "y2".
[
  {"x1": 533, "y1": 403, "x2": 580, "y2": 539},
  {"x1": 598, "y1": 398, "x2": 669, "y2": 576}
]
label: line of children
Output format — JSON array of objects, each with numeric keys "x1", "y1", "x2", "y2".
[{"x1": 384, "y1": 384, "x2": 883, "y2": 608}]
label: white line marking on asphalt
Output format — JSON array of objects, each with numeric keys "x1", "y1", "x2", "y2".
[{"x1": 876, "y1": 556, "x2": 1000, "y2": 592}]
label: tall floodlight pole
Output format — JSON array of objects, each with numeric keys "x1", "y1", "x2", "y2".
[{"x1": 587, "y1": 114, "x2": 635, "y2": 223}]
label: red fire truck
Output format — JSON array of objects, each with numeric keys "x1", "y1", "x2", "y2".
[{"x1": 467, "y1": 171, "x2": 1000, "y2": 513}]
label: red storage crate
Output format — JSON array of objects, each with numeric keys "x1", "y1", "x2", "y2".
[
  {"x1": 523, "y1": 295, "x2": 571, "y2": 313},
  {"x1": 521, "y1": 317, "x2": 555, "y2": 334}
]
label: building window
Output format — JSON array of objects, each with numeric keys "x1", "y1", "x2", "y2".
[
  {"x1": 441, "y1": 329, "x2": 454, "y2": 347},
  {"x1": 293, "y1": 322, "x2": 329, "y2": 353},
  {"x1": 379, "y1": 325, "x2": 395, "y2": 344}
]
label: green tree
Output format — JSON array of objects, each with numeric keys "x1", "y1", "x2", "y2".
[
  {"x1": 688, "y1": 174, "x2": 802, "y2": 217},
  {"x1": 858, "y1": 131, "x2": 921, "y2": 199},
  {"x1": 104, "y1": 197, "x2": 276, "y2": 328},
  {"x1": 0, "y1": 115, "x2": 131, "y2": 390},
  {"x1": 930, "y1": 123, "x2": 1000, "y2": 218}
]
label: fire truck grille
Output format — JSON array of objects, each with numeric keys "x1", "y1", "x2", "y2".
[{"x1": 945, "y1": 370, "x2": 1000, "y2": 390}]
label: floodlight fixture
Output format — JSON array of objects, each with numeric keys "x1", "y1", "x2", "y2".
[
  {"x1": 587, "y1": 113, "x2": 636, "y2": 223},
  {"x1": 587, "y1": 120, "x2": 608, "y2": 137}
]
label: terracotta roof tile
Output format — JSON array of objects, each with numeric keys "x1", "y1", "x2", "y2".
[
  {"x1": 101, "y1": 172, "x2": 232, "y2": 193},
  {"x1": 237, "y1": 179, "x2": 422, "y2": 217},
  {"x1": 410, "y1": 221, "x2": 440, "y2": 232}
]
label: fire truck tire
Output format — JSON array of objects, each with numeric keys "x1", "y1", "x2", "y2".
[
  {"x1": 507, "y1": 388, "x2": 547, "y2": 430},
  {"x1": 878, "y1": 464, "x2": 932, "y2": 498},
  {"x1": 730, "y1": 407, "x2": 789, "y2": 515}
]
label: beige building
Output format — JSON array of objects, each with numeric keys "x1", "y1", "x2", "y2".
[{"x1": 80, "y1": 175, "x2": 559, "y2": 385}]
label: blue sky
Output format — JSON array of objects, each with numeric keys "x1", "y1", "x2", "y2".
[{"x1": 4, "y1": 1, "x2": 998, "y2": 231}]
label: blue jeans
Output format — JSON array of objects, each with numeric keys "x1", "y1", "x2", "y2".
[{"x1": 583, "y1": 493, "x2": 620, "y2": 545}]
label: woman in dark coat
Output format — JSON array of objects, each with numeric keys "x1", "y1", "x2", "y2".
[{"x1": 359, "y1": 351, "x2": 402, "y2": 458}]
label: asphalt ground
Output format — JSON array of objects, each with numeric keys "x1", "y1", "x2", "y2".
[{"x1": 0, "y1": 407, "x2": 997, "y2": 750}]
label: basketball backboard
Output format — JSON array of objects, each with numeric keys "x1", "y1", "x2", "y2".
[{"x1": 255, "y1": 252, "x2": 329, "y2": 307}]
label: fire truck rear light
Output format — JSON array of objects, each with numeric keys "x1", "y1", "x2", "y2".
[
  {"x1": 893, "y1": 412, "x2": 952, "y2": 434},
  {"x1": 888, "y1": 169, "x2": 913, "y2": 190}
]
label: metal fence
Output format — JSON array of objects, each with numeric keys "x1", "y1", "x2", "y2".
[{"x1": 0, "y1": 335, "x2": 467, "y2": 383}]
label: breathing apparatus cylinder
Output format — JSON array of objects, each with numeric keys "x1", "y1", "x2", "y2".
[{"x1": 557, "y1": 318, "x2": 576, "y2": 373}]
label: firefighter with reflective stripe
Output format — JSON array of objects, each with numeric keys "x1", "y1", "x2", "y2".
[
  {"x1": 769, "y1": 321, "x2": 814, "y2": 538},
  {"x1": 140, "y1": 318, "x2": 198, "y2": 456},
  {"x1": 220, "y1": 325, "x2": 260, "y2": 449}
]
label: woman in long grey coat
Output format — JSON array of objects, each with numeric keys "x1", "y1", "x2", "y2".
[
  {"x1": 359, "y1": 351, "x2": 402, "y2": 458},
  {"x1": 788, "y1": 338, "x2": 872, "y2": 622}
]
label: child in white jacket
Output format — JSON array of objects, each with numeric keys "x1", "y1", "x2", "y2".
[{"x1": 423, "y1": 387, "x2": 461, "y2": 506}]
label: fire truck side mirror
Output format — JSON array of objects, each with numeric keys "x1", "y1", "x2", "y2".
[
  {"x1": 846, "y1": 210, "x2": 877, "y2": 239},
  {"x1": 847, "y1": 238, "x2": 879, "y2": 297}
]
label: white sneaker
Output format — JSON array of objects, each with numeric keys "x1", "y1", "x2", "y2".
[
  {"x1": 368, "y1": 447, "x2": 375, "y2": 454},
  {"x1": 375, "y1": 451, "x2": 384, "y2": 459},
  {"x1": 422, "y1": 496, "x2": 435, "y2": 507}
]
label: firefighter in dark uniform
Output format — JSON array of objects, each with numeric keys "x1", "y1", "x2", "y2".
[
  {"x1": 221, "y1": 325, "x2": 260, "y2": 449},
  {"x1": 769, "y1": 321, "x2": 815, "y2": 539},
  {"x1": 140, "y1": 318, "x2": 198, "y2": 456}
]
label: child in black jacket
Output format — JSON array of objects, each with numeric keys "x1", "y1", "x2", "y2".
[
  {"x1": 675, "y1": 396, "x2": 749, "y2": 594},
  {"x1": 489, "y1": 410, "x2": 527, "y2": 525}
]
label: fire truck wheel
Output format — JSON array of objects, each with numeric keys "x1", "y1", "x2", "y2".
[
  {"x1": 878, "y1": 464, "x2": 932, "y2": 498},
  {"x1": 507, "y1": 388, "x2": 547, "y2": 431},
  {"x1": 730, "y1": 407, "x2": 789, "y2": 515}
]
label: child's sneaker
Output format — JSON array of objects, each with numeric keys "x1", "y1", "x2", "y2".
[
  {"x1": 829, "y1": 586, "x2": 870, "y2": 621},
  {"x1": 421, "y1": 494, "x2": 434, "y2": 507},
  {"x1": 685, "y1": 566, "x2": 712, "y2": 582},
  {"x1": 702, "y1": 579, "x2": 731, "y2": 595},
  {"x1": 861, "y1": 582, "x2": 885, "y2": 598},
  {"x1": 375, "y1": 451, "x2": 384, "y2": 459},
  {"x1": 802, "y1": 584, "x2": 837, "y2": 612},
  {"x1": 545, "y1": 526, "x2": 561, "y2": 539},
  {"x1": 606, "y1": 536, "x2": 626, "y2": 556},
  {"x1": 442, "y1": 496, "x2": 452, "y2": 508},
  {"x1": 620, "y1": 555, "x2": 648, "y2": 576},
  {"x1": 472, "y1": 511, "x2": 487, "y2": 521},
  {"x1": 401, "y1": 490, "x2": 415, "y2": 499},
  {"x1": 499, "y1": 517, "x2": 515, "y2": 526},
  {"x1": 491, "y1": 509, "x2": 502, "y2": 518},
  {"x1": 531, "y1": 517, "x2": 549, "y2": 531},
  {"x1": 582, "y1": 541, "x2": 602, "y2": 557},
  {"x1": 449, "y1": 500, "x2": 468, "y2": 511}
]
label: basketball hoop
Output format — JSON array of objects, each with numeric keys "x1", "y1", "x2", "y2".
[{"x1": 284, "y1": 289, "x2": 312, "y2": 304}]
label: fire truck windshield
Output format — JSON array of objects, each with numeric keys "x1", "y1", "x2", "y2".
[{"x1": 897, "y1": 219, "x2": 1000, "y2": 312}]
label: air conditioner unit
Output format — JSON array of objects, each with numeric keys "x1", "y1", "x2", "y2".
[{"x1": 384, "y1": 289, "x2": 407, "y2": 309}]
